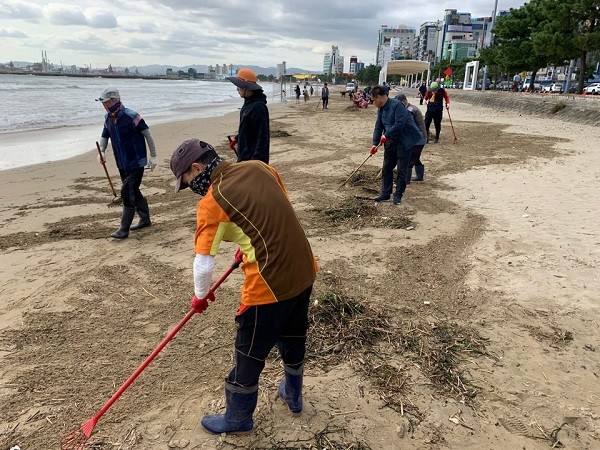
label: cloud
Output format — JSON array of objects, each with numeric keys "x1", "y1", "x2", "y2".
[
  {"x1": 0, "y1": 27, "x2": 28, "y2": 37},
  {"x1": 85, "y1": 9, "x2": 117, "y2": 28},
  {"x1": 0, "y1": 0, "x2": 43, "y2": 19},
  {"x1": 45, "y1": 3, "x2": 87, "y2": 26},
  {"x1": 0, "y1": 0, "x2": 530, "y2": 70}
]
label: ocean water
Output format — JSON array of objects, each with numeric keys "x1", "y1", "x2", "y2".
[{"x1": 0, "y1": 74, "x2": 278, "y2": 171}]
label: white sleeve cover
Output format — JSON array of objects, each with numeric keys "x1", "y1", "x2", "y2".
[
  {"x1": 99, "y1": 137, "x2": 109, "y2": 152},
  {"x1": 141, "y1": 128, "x2": 157, "y2": 157},
  {"x1": 193, "y1": 254, "x2": 215, "y2": 298}
]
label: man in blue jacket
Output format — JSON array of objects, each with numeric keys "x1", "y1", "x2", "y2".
[
  {"x1": 369, "y1": 85, "x2": 422, "y2": 205},
  {"x1": 97, "y1": 87, "x2": 157, "y2": 239},
  {"x1": 226, "y1": 68, "x2": 270, "y2": 164}
]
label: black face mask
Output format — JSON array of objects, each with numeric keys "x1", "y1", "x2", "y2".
[
  {"x1": 189, "y1": 157, "x2": 222, "y2": 196},
  {"x1": 108, "y1": 101, "x2": 121, "y2": 114}
]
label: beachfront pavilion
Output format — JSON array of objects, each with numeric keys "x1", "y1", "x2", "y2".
[{"x1": 378, "y1": 60, "x2": 431, "y2": 88}]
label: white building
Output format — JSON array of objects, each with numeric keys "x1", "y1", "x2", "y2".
[
  {"x1": 323, "y1": 45, "x2": 344, "y2": 75},
  {"x1": 376, "y1": 25, "x2": 415, "y2": 67}
]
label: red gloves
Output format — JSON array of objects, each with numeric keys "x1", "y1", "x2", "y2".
[
  {"x1": 380, "y1": 135, "x2": 388, "y2": 144},
  {"x1": 190, "y1": 291, "x2": 215, "y2": 314},
  {"x1": 370, "y1": 145, "x2": 378, "y2": 155},
  {"x1": 234, "y1": 247, "x2": 244, "y2": 264},
  {"x1": 228, "y1": 135, "x2": 238, "y2": 150}
]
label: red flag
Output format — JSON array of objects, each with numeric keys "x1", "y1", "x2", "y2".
[{"x1": 444, "y1": 67, "x2": 453, "y2": 77}]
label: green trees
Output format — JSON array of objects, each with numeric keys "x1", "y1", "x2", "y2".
[
  {"x1": 532, "y1": 0, "x2": 600, "y2": 92},
  {"x1": 484, "y1": 0, "x2": 600, "y2": 93},
  {"x1": 355, "y1": 64, "x2": 381, "y2": 85}
]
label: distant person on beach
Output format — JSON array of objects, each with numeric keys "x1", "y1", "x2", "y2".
[
  {"x1": 512, "y1": 73, "x2": 522, "y2": 92},
  {"x1": 96, "y1": 86, "x2": 157, "y2": 239},
  {"x1": 303, "y1": 87, "x2": 310, "y2": 101},
  {"x1": 381, "y1": 81, "x2": 391, "y2": 96},
  {"x1": 169, "y1": 138, "x2": 317, "y2": 435},
  {"x1": 294, "y1": 85, "x2": 301, "y2": 103},
  {"x1": 423, "y1": 81, "x2": 450, "y2": 143},
  {"x1": 418, "y1": 81, "x2": 427, "y2": 105},
  {"x1": 321, "y1": 82, "x2": 329, "y2": 109},
  {"x1": 309, "y1": 85, "x2": 314, "y2": 96},
  {"x1": 281, "y1": 90, "x2": 288, "y2": 102},
  {"x1": 396, "y1": 93, "x2": 426, "y2": 184},
  {"x1": 368, "y1": 85, "x2": 422, "y2": 205},
  {"x1": 226, "y1": 68, "x2": 270, "y2": 164}
]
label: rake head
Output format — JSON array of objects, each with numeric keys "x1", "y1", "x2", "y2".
[
  {"x1": 61, "y1": 418, "x2": 96, "y2": 450},
  {"x1": 107, "y1": 196, "x2": 122, "y2": 208}
]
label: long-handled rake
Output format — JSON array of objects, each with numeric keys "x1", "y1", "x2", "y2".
[
  {"x1": 446, "y1": 105, "x2": 458, "y2": 143},
  {"x1": 95, "y1": 141, "x2": 122, "y2": 207},
  {"x1": 61, "y1": 251, "x2": 243, "y2": 450},
  {"x1": 341, "y1": 143, "x2": 381, "y2": 187},
  {"x1": 227, "y1": 135, "x2": 239, "y2": 158}
]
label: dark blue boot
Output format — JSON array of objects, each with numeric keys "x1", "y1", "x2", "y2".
[
  {"x1": 278, "y1": 364, "x2": 303, "y2": 414},
  {"x1": 201, "y1": 382, "x2": 257, "y2": 434},
  {"x1": 415, "y1": 164, "x2": 425, "y2": 181},
  {"x1": 405, "y1": 165, "x2": 413, "y2": 185}
]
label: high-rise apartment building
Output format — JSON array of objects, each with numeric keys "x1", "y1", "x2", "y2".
[
  {"x1": 323, "y1": 45, "x2": 344, "y2": 75},
  {"x1": 437, "y1": 9, "x2": 480, "y2": 61},
  {"x1": 416, "y1": 22, "x2": 439, "y2": 63},
  {"x1": 376, "y1": 25, "x2": 415, "y2": 67},
  {"x1": 277, "y1": 61, "x2": 286, "y2": 78}
]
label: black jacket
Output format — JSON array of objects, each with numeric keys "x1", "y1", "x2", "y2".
[{"x1": 238, "y1": 91, "x2": 270, "y2": 164}]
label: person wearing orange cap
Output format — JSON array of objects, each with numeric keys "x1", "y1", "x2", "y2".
[{"x1": 226, "y1": 68, "x2": 270, "y2": 164}]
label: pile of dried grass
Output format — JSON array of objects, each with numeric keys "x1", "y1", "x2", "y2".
[
  {"x1": 307, "y1": 292, "x2": 391, "y2": 366},
  {"x1": 317, "y1": 199, "x2": 413, "y2": 229},
  {"x1": 394, "y1": 322, "x2": 489, "y2": 402}
]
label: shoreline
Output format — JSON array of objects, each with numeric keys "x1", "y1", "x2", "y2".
[
  {"x1": 0, "y1": 100, "x2": 247, "y2": 172},
  {"x1": 0, "y1": 102, "x2": 288, "y2": 208}
]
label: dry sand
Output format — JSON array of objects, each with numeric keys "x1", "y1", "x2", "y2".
[{"x1": 0, "y1": 89, "x2": 598, "y2": 449}]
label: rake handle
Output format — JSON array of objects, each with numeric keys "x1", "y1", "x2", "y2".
[
  {"x1": 445, "y1": 106, "x2": 458, "y2": 142},
  {"x1": 341, "y1": 143, "x2": 381, "y2": 187},
  {"x1": 95, "y1": 141, "x2": 118, "y2": 197},
  {"x1": 88, "y1": 255, "x2": 242, "y2": 426}
]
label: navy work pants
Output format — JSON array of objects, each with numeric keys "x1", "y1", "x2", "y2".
[
  {"x1": 118, "y1": 167, "x2": 145, "y2": 208},
  {"x1": 381, "y1": 141, "x2": 411, "y2": 198},
  {"x1": 227, "y1": 285, "x2": 312, "y2": 388}
]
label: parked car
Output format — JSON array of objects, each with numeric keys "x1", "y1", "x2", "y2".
[
  {"x1": 542, "y1": 83, "x2": 563, "y2": 93},
  {"x1": 583, "y1": 83, "x2": 600, "y2": 95},
  {"x1": 345, "y1": 82, "x2": 356, "y2": 93},
  {"x1": 497, "y1": 81, "x2": 512, "y2": 91}
]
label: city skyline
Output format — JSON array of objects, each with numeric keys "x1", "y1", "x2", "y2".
[{"x1": 1, "y1": 0, "x2": 527, "y2": 72}]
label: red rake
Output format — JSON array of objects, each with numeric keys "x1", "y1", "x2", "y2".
[
  {"x1": 446, "y1": 105, "x2": 458, "y2": 143},
  {"x1": 61, "y1": 251, "x2": 243, "y2": 450}
]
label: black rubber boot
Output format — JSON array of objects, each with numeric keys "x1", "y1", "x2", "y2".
[
  {"x1": 201, "y1": 382, "x2": 257, "y2": 434},
  {"x1": 278, "y1": 364, "x2": 303, "y2": 414},
  {"x1": 130, "y1": 196, "x2": 151, "y2": 230},
  {"x1": 405, "y1": 165, "x2": 413, "y2": 185},
  {"x1": 415, "y1": 164, "x2": 425, "y2": 181},
  {"x1": 111, "y1": 206, "x2": 135, "y2": 239}
]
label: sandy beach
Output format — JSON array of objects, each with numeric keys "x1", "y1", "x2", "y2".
[{"x1": 1, "y1": 89, "x2": 598, "y2": 449}]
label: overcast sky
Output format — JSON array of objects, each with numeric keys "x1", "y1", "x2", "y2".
[{"x1": 0, "y1": 0, "x2": 527, "y2": 71}]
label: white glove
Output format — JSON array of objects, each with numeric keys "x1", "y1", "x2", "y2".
[
  {"x1": 147, "y1": 156, "x2": 157, "y2": 171},
  {"x1": 97, "y1": 151, "x2": 106, "y2": 164}
]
